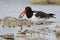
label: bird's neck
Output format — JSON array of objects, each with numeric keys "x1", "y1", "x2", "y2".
[{"x1": 26, "y1": 11, "x2": 33, "y2": 18}]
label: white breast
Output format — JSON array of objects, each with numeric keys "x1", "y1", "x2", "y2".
[{"x1": 28, "y1": 13, "x2": 40, "y2": 22}]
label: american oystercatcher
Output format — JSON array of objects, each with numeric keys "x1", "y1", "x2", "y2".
[{"x1": 19, "y1": 6, "x2": 55, "y2": 22}]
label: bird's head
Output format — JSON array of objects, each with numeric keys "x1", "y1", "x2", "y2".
[{"x1": 19, "y1": 6, "x2": 32, "y2": 18}]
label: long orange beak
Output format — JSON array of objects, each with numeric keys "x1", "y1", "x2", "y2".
[{"x1": 19, "y1": 10, "x2": 27, "y2": 18}]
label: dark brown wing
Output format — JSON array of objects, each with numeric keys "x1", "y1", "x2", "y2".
[{"x1": 33, "y1": 11, "x2": 48, "y2": 18}]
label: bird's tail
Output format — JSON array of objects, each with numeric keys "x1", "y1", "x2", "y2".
[{"x1": 48, "y1": 13, "x2": 56, "y2": 18}]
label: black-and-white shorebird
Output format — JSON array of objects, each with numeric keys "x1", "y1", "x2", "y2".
[
  {"x1": 19, "y1": 6, "x2": 55, "y2": 22},
  {"x1": 19, "y1": 6, "x2": 55, "y2": 37}
]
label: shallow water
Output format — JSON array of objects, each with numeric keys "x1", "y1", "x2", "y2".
[{"x1": 0, "y1": 0, "x2": 60, "y2": 40}]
